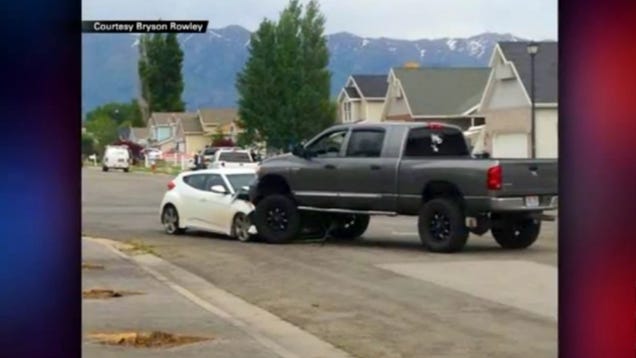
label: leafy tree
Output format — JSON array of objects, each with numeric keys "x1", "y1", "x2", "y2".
[
  {"x1": 236, "y1": 0, "x2": 335, "y2": 151},
  {"x1": 138, "y1": 33, "x2": 185, "y2": 114},
  {"x1": 81, "y1": 133, "x2": 96, "y2": 155},
  {"x1": 85, "y1": 113, "x2": 118, "y2": 154},
  {"x1": 85, "y1": 100, "x2": 144, "y2": 127}
]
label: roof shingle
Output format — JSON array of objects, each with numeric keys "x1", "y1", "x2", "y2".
[
  {"x1": 199, "y1": 108, "x2": 238, "y2": 126},
  {"x1": 351, "y1": 75, "x2": 388, "y2": 98},
  {"x1": 393, "y1": 67, "x2": 490, "y2": 116},
  {"x1": 498, "y1": 41, "x2": 558, "y2": 103}
]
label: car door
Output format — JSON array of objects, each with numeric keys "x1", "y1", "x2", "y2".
[
  {"x1": 337, "y1": 127, "x2": 398, "y2": 211},
  {"x1": 180, "y1": 173, "x2": 210, "y2": 228},
  {"x1": 197, "y1": 173, "x2": 234, "y2": 233},
  {"x1": 290, "y1": 128, "x2": 349, "y2": 208}
]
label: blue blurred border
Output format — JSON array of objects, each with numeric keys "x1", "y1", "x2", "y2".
[{"x1": 0, "y1": 0, "x2": 81, "y2": 357}]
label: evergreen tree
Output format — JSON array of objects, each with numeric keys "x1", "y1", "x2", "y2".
[
  {"x1": 138, "y1": 33, "x2": 185, "y2": 114},
  {"x1": 85, "y1": 100, "x2": 144, "y2": 127},
  {"x1": 236, "y1": 0, "x2": 335, "y2": 151}
]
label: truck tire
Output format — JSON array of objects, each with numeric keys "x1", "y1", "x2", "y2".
[
  {"x1": 330, "y1": 214, "x2": 370, "y2": 240},
  {"x1": 253, "y1": 194, "x2": 301, "y2": 244},
  {"x1": 491, "y1": 217, "x2": 541, "y2": 249},
  {"x1": 102, "y1": 166, "x2": 108, "y2": 172},
  {"x1": 418, "y1": 198, "x2": 469, "y2": 253}
]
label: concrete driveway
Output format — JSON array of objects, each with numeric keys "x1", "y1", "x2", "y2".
[{"x1": 82, "y1": 167, "x2": 557, "y2": 358}]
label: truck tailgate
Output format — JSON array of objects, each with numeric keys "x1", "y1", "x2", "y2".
[{"x1": 497, "y1": 159, "x2": 558, "y2": 196}]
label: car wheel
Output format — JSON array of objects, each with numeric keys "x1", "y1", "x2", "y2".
[
  {"x1": 418, "y1": 198, "x2": 469, "y2": 253},
  {"x1": 102, "y1": 166, "x2": 108, "y2": 172},
  {"x1": 232, "y1": 213, "x2": 253, "y2": 242},
  {"x1": 253, "y1": 194, "x2": 300, "y2": 244},
  {"x1": 123, "y1": 168, "x2": 129, "y2": 173},
  {"x1": 491, "y1": 216, "x2": 541, "y2": 249},
  {"x1": 330, "y1": 214, "x2": 370, "y2": 240},
  {"x1": 162, "y1": 205, "x2": 185, "y2": 235}
]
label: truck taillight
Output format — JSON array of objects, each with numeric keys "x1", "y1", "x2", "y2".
[
  {"x1": 487, "y1": 165, "x2": 502, "y2": 190},
  {"x1": 167, "y1": 181, "x2": 176, "y2": 190}
]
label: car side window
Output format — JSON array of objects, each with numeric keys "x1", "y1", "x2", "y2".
[
  {"x1": 204, "y1": 174, "x2": 228, "y2": 192},
  {"x1": 403, "y1": 128, "x2": 470, "y2": 157},
  {"x1": 306, "y1": 130, "x2": 348, "y2": 158},
  {"x1": 345, "y1": 130, "x2": 385, "y2": 157},
  {"x1": 183, "y1": 174, "x2": 208, "y2": 191}
]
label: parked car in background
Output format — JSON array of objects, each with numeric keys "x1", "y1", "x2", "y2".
[
  {"x1": 249, "y1": 122, "x2": 558, "y2": 253},
  {"x1": 102, "y1": 145, "x2": 131, "y2": 172},
  {"x1": 144, "y1": 148, "x2": 163, "y2": 161},
  {"x1": 160, "y1": 167, "x2": 258, "y2": 242},
  {"x1": 207, "y1": 148, "x2": 258, "y2": 169}
]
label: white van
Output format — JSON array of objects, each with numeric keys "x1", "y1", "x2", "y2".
[{"x1": 102, "y1": 145, "x2": 131, "y2": 172}]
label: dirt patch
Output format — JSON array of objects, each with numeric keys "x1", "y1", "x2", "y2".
[
  {"x1": 82, "y1": 289, "x2": 142, "y2": 299},
  {"x1": 120, "y1": 240, "x2": 158, "y2": 256},
  {"x1": 87, "y1": 331, "x2": 211, "y2": 348},
  {"x1": 82, "y1": 262, "x2": 104, "y2": 270}
]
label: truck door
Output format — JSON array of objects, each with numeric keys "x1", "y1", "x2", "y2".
[{"x1": 336, "y1": 127, "x2": 397, "y2": 211}]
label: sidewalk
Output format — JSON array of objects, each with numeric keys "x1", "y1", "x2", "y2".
[
  {"x1": 82, "y1": 238, "x2": 279, "y2": 358},
  {"x1": 82, "y1": 238, "x2": 350, "y2": 358}
]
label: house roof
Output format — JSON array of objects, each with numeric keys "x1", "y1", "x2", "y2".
[
  {"x1": 344, "y1": 86, "x2": 360, "y2": 99},
  {"x1": 149, "y1": 112, "x2": 177, "y2": 125},
  {"x1": 179, "y1": 113, "x2": 204, "y2": 133},
  {"x1": 393, "y1": 67, "x2": 491, "y2": 116},
  {"x1": 498, "y1": 41, "x2": 558, "y2": 103},
  {"x1": 351, "y1": 74, "x2": 388, "y2": 98},
  {"x1": 199, "y1": 108, "x2": 238, "y2": 126},
  {"x1": 131, "y1": 127, "x2": 149, "y2": 139}
]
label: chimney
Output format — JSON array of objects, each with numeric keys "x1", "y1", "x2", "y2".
[{"x1": 403, "y1": 61, "x2": 420, "y2": 69}]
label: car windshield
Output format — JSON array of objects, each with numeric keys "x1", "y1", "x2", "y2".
[
  {"x1": 204, "y1": 148, "x2": 217, "y2": 155},
  {"x1": 225, "y1": 174, "x2": 256, "y2": 192},
  {"x1": 218, "y1": 152, "x2": 252, "y2": 163}
]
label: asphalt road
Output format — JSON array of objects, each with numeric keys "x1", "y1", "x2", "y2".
[{"x1": 82, "y1": 168, "x2": 558, "y2": 358}]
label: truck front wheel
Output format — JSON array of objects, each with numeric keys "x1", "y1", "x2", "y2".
[
  {"x1": 491, "y1": 216, "x2": 541, "y2": 249},
  {"x1": 330, "y1": 214, "x2": 370, "y2": 240},
  {"x1": 253, "y1": 194, "x2": 301, "y2": 244},
  {"x1": 418, "y1": 198, "x2": 469, "y2": 253}
]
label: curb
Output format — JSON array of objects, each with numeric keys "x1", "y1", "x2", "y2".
[{"x1": 83, "y1": 237, "x2": 352, "y2": 358}]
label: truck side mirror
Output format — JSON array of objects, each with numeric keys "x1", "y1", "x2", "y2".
[{"x1": 291, "y1": 144, "x2": 311, "y2": 159}]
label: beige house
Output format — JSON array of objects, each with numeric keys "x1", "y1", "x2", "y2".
[
  {"x1": 337, "y1": 75, "x2": 388, "y2": 123},
  {"x1": 478, "y1": 41, "x2": 558, "y2": 158},
  {"x1": 381, "y1": 67, "x2": 490, "y2": 132},
  {"x1": 198, "y1": 108, "x2": 241, "y2": 142},
  {"x1": 147, "y1": 112, "x2": 180, "y2": 153}
]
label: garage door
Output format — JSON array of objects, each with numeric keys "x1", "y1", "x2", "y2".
[
  {"x1": 492, "y1": 133, "x2": 528, "y2": 158},
  {"x1": 536, "y1": 110, "x2": 558, "y2": 158}
]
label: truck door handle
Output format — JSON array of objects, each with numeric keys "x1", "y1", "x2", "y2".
[
  {"x1": 324, "y1": 164, "x2": 336, "y2": 169},
  {"x1": 370, "y1": 165, "x2": 381, "y2": 170}
]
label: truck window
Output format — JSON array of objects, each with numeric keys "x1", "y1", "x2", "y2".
[
  {"x1": 218, "y1": 152, "x2": 252, "y2": 163},
  {"x1": 403, "y1": 127, "x2": 469, "y2": 157},
  {"x1": 307, "y1": 130, "x2": 348, "y2": 158},
  {"x1": 346, "y1": 130, "x2": 385, "y2": 157}
]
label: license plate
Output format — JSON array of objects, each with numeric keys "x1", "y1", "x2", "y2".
[{"x1": 525, "y1": 196, "x2": 540, "y2": 208}]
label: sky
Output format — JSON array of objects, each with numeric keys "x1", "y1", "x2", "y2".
[{"x1": 82, "y1": 0, "x2": 557, "y2": 40}]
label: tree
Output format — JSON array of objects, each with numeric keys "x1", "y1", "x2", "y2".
[
  {"x1": 85, "y1": 100, "x2": 144, "y2": 127},
  {"x1": 81, "y1": 133, "x2": 96, "y2": 156},
  {"x1": 138, "y1": 33, "x2": 185, "y2": 114},
  {"x1": 236, "y1": 0, "x2": 335, "y2": 151},
  {"x1": 85, "y1": 113, "x2": 118, "y2": 154}
]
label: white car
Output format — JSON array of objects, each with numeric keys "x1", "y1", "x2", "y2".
[
  {"x1": 207, "y1": 149, "x2": 258, "y2": 169},
  {"x1": 159, "y1": 168, "x2": 257, "y2": 242}
]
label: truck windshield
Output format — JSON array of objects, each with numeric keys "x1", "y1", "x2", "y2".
[
  {"x1": 218, "y1": 152, "x2": 252, "y2": 163},
  {"x1": 403, "y1": 127, "x2": 469, "y2": 157}
]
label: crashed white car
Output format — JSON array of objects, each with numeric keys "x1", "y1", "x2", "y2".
[{"x1": 160, "y1": 168, "x2": 257, "y2": 241}]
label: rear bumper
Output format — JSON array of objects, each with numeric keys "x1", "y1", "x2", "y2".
[{"x1": 489, "y1": 195, "x2": 558, "y2": 212}]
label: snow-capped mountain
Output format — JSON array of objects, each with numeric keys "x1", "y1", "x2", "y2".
[{"x1": 82, "y1": 25, "x2": 524, "y2": 114}]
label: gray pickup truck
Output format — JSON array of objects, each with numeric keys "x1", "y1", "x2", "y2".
[{"x1": 249, "y1": 122, "x2": 558, "y2": 252}]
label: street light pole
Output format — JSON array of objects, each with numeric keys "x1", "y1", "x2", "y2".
[{"x1": 527, "y1": 42, "x2": 539, "y2": 158}]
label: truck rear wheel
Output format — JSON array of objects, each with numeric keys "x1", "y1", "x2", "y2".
[
  {"x1": 253, "y1": 194, "x2": 301, "y2": 244},
  {"x1": 418, "y1": 198, "x2": 469, "y2": 253},
  {"x1": 491, "y1": 216, "x2": 541, "y2": 249},
  {"x1": 331, "y1": 214, "x2": 370, "y2": 240}
]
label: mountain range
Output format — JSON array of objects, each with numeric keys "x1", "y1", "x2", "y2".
[{"x1": 82, "y1": 25, "x2": 526, "y2": 115}]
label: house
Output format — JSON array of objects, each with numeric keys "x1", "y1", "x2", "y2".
[
  {"x1": 147, "y1": 112, "x2": 181, "y2": 153},
  {"x1": 337, "y1": 75, "x2": 388, "y2": 123},
  {"x1": 198, "y1": 108, "x2": 241, "y2": 142},
  {"x1": 118, "y1": 126, "x2": 149, "y2": 146},
  {"x1": 478, "y1": 41, "x2": 558, "y2": 158},
  {"x1": 381, "y1": 66, "x2": 490, "y2": 130}
]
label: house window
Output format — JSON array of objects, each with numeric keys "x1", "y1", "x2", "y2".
[
  {"x1": 343, "y1": 102, "x2": 352, "y2": 122},
  {"x1": 155, "y1": 126, "x2": 172, "y2": 141}
]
